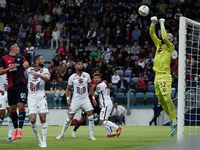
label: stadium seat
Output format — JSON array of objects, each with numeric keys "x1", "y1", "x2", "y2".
[
  {"x1": 121, "y1": 2, "x2": 126, "y2": 7},
  {"x1": 70, "y1": 35, "x2": 79, "y2": 44},
  {"x1": 146, "y1": 92, "x2": 155, "y2": 104},
  {"x1": 171, "y1": 91, "x2": 176, "y2": 99},
  {"x1": 148, "y1": 85, "x2": 155, "y2": 92},
  {"x1": 104, "y1": 2, "x2": 108, "y2": 6},
  {"x1": 111, "y1": 2, "x2": 118, "y2": 7},
  {"x1": 128, "y1": 2, "x2": 134, "y2": 7},
  {"x1": 115, "y1": 93, "x2": 125, "y2": 104},
  {"x1": 112, "y1": 85, "x2": 117, "y2": 91},
  {"x1": 124, "y1": 70, "x2": 132, "y2": 77},
  {"x1": 135, "y1": 92, "x2": 144, "y2": 105},
  {"x1": 124, "y1": 77, "x2": 130, "y2": 83},
  {"x1": 47, "y1": 93, "x2": 55, "y2": 101},
  {"x1": 132, "y1": 77, "x2": 138, "y2": 83},
  {"x1": 135, "y1": 55, "x2": 138, "y2": 61},
  {"x1": 125, "y1": 92, "x2": 135, "y2": 105},
  {"x1": 116, "y1": 70, "x2": 124, "y2": 76},
  {"x1": 92, "y1": 11, "x2": 97, "y2": 15}
]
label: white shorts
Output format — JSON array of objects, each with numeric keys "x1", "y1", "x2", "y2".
[
  {"x1": 69, "y1": 98, "x2": 93, "y2": 114},
  {"x1": 100, "y1": 104, "x2": 113, "y2": 121},
  {"x1": 0, "y1": 99, "x2": 9, "y2": 110},
  {"x1": 28, "y1": 97, "x2": 49, "y2": 115}
]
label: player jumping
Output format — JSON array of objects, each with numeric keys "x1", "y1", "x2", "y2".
[
  {"x1": 56, "y1": 60, "x2": 96, "y2": 140},
  {"x1": 0, "y1": 43, "x2": 29, "y2": 140},
  {"x1": 0, "y1": 74, "x2": 15, "y2": 143},
  {"x1": 149, "y1": 16, "x2": 177, "y2": 136},
  {"x1": 24, "y1": 55, "x2": 50, "y2": 147},
  {"x1": 93, "y1": 74, "x2": 122, "y2": 138}
]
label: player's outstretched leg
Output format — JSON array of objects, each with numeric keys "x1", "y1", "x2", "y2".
[
  {"x1": 56, "y1": 116, "x2": 72, "y2": 140},
  {"x1": 31, "y1": 123, "x2": 42, "y2": 147},
  {"x1": 88, "y1": 115, "x2": 96, "y2": 140},
  {"x1": 103, "y1": 120, "x2": 122, "y2": 137},
  {"x1": 162, "y1": 94, "x2": 177, "y2": 136}
]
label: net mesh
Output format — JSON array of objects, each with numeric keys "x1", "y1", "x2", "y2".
[{"x1": 184, "y1": 22, "x2": 200, "y2": 138}]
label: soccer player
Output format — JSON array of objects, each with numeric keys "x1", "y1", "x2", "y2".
[
  {"x1": 93, "y1": 74, "x2": 122, "y2": 138},
  {"x1": 0, "y1": 74, "x2": 15, "y2": 143},
  {"x1": 71, "y1": 68, "x2": 101, "y2": 137},
  {"x1": 149, "y1": 16, "x2": 177, "y2": 136},
  {"x1": 56, "y1": 60, "x2": 96, "y2": 140},
  {"x1": 24, "y1": 55, "x2": 50, "y2": 147},
  {"x1": 0, "y1": 43, "x2": 29, "y2": 140}
]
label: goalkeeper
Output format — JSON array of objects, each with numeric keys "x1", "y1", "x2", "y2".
[{"x1": 149, "y1": 16, "x2": 177, "y2": 136}]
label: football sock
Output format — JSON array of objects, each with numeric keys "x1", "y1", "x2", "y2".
[
  {"x1": 0, "y1": 119, "x2": 2, "y2": 127},
  {"x1": 61, "y1": 117, "x2": 72, "y2": 135},
  {"x1": 41, "y1": 122, "x2": 47, "y2": 142},
  {"x1": 31, "y1": 123, "x2": 40, "y2": 138},
  {"x1": 8, "y1": 118, "x2": 14, "y2": 138},
  {"x1": 73, "y1": 120, "x2": 81, "y2": 131},
  {"x1": 10, "y1": 111, "x2": 18, "y2": 129},
  {"x1": 88, "y1": 115, "x2": 94, "y2": 137},
  {"x1": 18, "y1": 108, "x2": 25, "y2": 129},
  {"x1": 103, "y1": 124, "x2": 112, "y2": 135},
  {"x1": 103, "y1": 120, "x2": 118, "y2": 130}
]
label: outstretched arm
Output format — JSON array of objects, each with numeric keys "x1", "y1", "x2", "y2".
[
  {"x1": 159, "y1": 18, "x2": 171, "y2": 48},
  {"x1": 149, "y1": 16, "x2": 160, "y2": 46}
]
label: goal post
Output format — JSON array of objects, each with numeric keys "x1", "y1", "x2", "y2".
[
  {"x1": 177, "y1": 16, "x2": 186, "y2": 143},
  {"x1": 178, "y1": 16, "x2": 200, "y2": 143}
]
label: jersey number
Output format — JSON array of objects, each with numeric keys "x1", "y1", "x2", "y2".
[
  {"x1": 20, "y1": 93, "x2": 26, "y2": 99},
  {"x1": 160, "y1": 82, "x2": 166, "y2": 88}
]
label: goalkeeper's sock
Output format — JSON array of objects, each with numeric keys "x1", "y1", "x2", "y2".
[{"x1": 73, "y1": 120, "x2": 81, "y2": 131}]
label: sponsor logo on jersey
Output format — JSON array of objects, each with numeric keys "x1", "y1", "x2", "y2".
[
  {"x1": 8, "y1": 60, "x2": 11, "y2": 63},
  {"x1": 82, "y1": 74, "x2": 86, "y2": 78},
  {"x1": 17, "y1": 58, "x2": 20, "y2": 61}
]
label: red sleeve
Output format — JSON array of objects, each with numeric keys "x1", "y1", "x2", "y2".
[{"x1": 23, "y1": 57, "x2": 27, "y2": 63}]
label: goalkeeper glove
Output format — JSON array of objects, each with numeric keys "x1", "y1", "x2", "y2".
[
  {"x1": 159, "y1": 18, "x2": 165, "y2": 29},
  {"x1": 150, "y1": 16, "x2": 158, "y2": 27}
]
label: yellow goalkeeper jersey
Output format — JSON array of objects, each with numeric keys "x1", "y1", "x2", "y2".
[{"x1": 149, "y1": 26, "x2": 174, "y2": 74}]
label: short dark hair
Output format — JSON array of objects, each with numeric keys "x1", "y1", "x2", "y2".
[
  {"x1": 75, "y1": 59, "x2": 83, "y2": 64},
  {"x1": 92, "y1": 68, "x2": 101, "y2": 75},
  {"x1": 93, "y1": 73, "x2": 101, "y2": 77},
  {"x1": 7, "y1": 42, "x2": 16, "y2": 52},
  {"x1": 34, "y1": 55, "x2": 42, "y2": 64}
]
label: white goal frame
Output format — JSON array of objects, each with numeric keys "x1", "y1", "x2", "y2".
[{"x1": 177, "y1": 17, "x2": 200, "y2": 143}]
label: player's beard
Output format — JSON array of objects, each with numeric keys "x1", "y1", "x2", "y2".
[
  {"x1": 39, "y1": 63, "x2": 44, "y2": 68},
  {"x1": 77, "y1": 68, "x2": 83, "y2": 71}
]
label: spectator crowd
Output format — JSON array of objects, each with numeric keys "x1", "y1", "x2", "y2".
[{"x1": 0, "y1": 0, "x2": 199, "y2": 106}]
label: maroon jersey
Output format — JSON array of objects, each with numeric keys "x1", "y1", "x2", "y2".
[{"x1": 0, "y1": 55, "x2": 27, "y2": 88}]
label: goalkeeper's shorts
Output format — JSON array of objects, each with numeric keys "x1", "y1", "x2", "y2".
[{"x1": 154, "y1": 73, "x2": 172, "y2": 96}]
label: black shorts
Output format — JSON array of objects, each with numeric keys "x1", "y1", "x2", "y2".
[
  {"x1": 81, "y1": 105, "x2": 101, "y2": 116},
  {"x1": 8, "y1": 84, "x2": 27, "y2": 105}
]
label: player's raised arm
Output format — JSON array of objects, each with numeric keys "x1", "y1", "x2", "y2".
[
  {"x1": 31, "y1": 72, "x2": 50, "y2": 81},
  {"x1": 149, "y1": 16, "x2": 160, "y2": 46},
  {"x1": 159, "y1": 18, "x2": 172, "y2": 48}
]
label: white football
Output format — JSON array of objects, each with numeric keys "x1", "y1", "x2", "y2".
[{"x1": 138, "y1": 5, "x2": 149, "y2": 17}]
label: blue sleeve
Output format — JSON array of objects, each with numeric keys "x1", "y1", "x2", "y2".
[{"x1": 0, "y1": 57, "x2": 5, "y2": 68}]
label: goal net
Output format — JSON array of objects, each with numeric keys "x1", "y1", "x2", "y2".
[{"x1": 178, "y1": 17, "x2": 200, "y2": 143}]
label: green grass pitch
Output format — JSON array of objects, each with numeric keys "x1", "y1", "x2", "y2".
[{"x1": 0, "y1": 126, "x2": 176, "y2": 150}]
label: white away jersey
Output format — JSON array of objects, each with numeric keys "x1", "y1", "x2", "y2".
[
  {"x1": 95, "y1": 82, "x2": 112, "y2": 107},
  {"x1": 68, "y1": 72, "x2": 91, "y2": 100},
  {"x1": 24, "y1": 67, "x2": 50, "y2": 100},
  {"x1": 0, "y1": 74, "x2": 8, "y2": 100}
]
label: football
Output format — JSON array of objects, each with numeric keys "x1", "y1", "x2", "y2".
[{"x1": 138, "y1": 5, "x2": 149, "y2": 17}]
